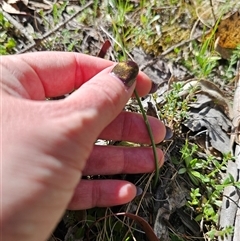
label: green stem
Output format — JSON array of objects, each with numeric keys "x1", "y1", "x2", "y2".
[
  {"x1": 134, "y1": 89, "x2": 159, "y2": 188},
  {"x1": 106, "y1": 25, "x2": 159, "y2": 187}
]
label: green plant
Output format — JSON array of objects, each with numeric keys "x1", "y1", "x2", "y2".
[
  {"x1": 206, "y1": 226, "x2": 234, "y2": 240},
  {"x1": 193, "y1": 40, "x2": 220, "y2": 77},
  {"x1": 52, "y1": 1, "x2": 68, "y2": 24},
  {"x1": 160, "y1": 82, "x2": 191, "y2": 126},
  {"x1": 170, "y1": 233, "x2": 185, "y2": 241},
  {"x1": 109, "y1": 0, "x2": 134, "y2": 27},
  {"x1": 178, "y1": 141, "x2": 204, "y2": 185},
  {"x1": 105, "y1": 0, "x2": 135, "y2": 60},
  {"x1": 93, "y1": 0, "x2": 99, "y2": 18},
  {"x1": 105, "y1": 0, "x2": 164, "y2": 56},
  {"x1": 223, "y1": 45, "x2": 240, "y2": 80},
  {"x1": 184, "y1": 19, "x2": 223, "y2": 78},
  {"x1": 0, "y1": 12, "x2": 17, "y2": 55},
  {"x1": 178, "y1": 140, "x2": 239, "y2": 240}
]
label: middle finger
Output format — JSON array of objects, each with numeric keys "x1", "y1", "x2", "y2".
[
  {"x1": 83, "y1": 145, "x2": 164, "y2": 176},
  {"x1": 99, "y1": 112, "x2": 166, "y2": 144}
]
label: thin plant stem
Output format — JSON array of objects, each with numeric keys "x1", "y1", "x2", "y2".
[
  {"x1": 104, "y1": 17, "x2": 160, "y2": 187},
  {"x1": 134, "y1": 89, "x2": 159, "y2": 188}
]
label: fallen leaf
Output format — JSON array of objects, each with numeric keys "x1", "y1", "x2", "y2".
[
  {"x1": 183, "y1": 103, "x2": 232, "y2": 154},
  {"x1": 214, "y1": 11, "x2": 240, "y2": 59},
  {"x1": 6, "y1": 0, "x2": 28, "y2": 6},
  {"x1": 22, "y1": 0, "x2": 28, "y2": 5},
  {"x1": 2, "y1": 0, "x2": 28, "y2": 14},
  {"x1": 179, "y1": 79, "x2": 232, "y2": 118},
  {"x1": 2, "y1": 1, "x2": 22, "y2": 14},
  {"x1": 7, "y1": 0, "x2": 19, "y2": 3},
  {"x1": 215, "y1": 11, "x2": 240, "y2": 49},
  {"x1": 179, "y1": 79, "x2": 232, "y2": 154},
  {"x1": 28, "y1": 0, "x2": 52, "y2": 11},
  {"x1": 7, "y1": 0, "x2": 28, "y2": 4}
]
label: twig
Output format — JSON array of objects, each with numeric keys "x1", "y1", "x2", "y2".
[
  {"x1": 209, "y1": 0, "x2": 216, "y2": 23},
  {"x1": 139, "y1": 32, "x2": 205, "y2": 71},
  {"x1": 160, "y1": 37, "x2": 194, "y2": 57},
  {"x1": 17, "y1": 1, "x2": 94, "y2": 54}
]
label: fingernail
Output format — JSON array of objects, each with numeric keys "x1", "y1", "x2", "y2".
[
  {"x1": 149, "y1": 81, "x2": 159, "y2": 93},
  {"x1": 164, "y1": 126, "x2": 173, "y2": 140},
  {"x1": 111, "y1": 61, "x2": 139, "y2": 87},
  {"x1": 136, "y1": 186, "x2": 143, "y2": 196}
]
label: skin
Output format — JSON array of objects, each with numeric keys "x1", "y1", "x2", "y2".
[{"x1": 0, "y1": 52, "x2": 166, "y2": 241}]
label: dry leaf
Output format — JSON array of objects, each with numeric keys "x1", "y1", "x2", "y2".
[
  {"x1": 215, "y1": 11, "x2": 240, "y2": 49},
  {"x1": 183, "y1": 102, "x2": 232, "y2": 154},
  {"x1": 22, "y1": 0, "x2": 28, "y2": 5},
  {"x1": 7, "y1": 0, "x2": 28, "y2": 5},
  {"x1": 2, "y1": 1, "x2": 21, "y2": 14},
  {"x1": 214, "y1": 11, "x2": 240, "y2": 59},
  {"x1": 28, "y1": 0, "x2": 52, "y2": 11},
  {"x1": 7, "y1": 0, "x2": 19, "y2": 3},
  {"x1": 2, "y1": 0, "x2": 28, "y2": 14},
  {"x1": 179, "y1": 79, "x2": 232, "y2": 118},
  {"x1": 179, "y1": 79, "x2": 232, "y2": 154}
]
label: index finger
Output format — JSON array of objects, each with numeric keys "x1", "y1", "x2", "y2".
[{"x1": 4, "y1": 52, "x2": 152, "y2": 99}]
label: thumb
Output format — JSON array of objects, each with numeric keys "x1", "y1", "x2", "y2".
[{"x1": 62, "y1": 61, "x2": 139, "y2": 139}]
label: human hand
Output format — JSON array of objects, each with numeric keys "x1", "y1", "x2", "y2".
[{"x1": 1, "y1": 52, "x2": 166, "y2": 241}]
